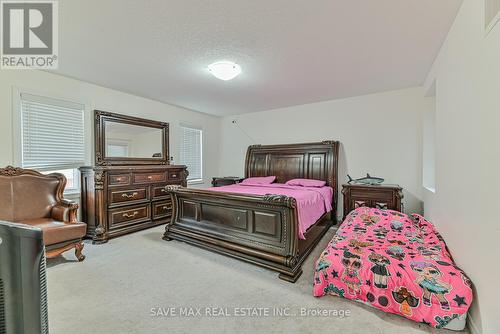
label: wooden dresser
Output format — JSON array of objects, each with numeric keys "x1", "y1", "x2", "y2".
[
  {"x1": 342, "y1": 184, "x2": 403, "y2": 220},
  {"x1": 80, "y1": 165, "x2": 187, "y2": 243},
  {"x1": 80, "y1": 110, "x2": 189, "y2": 243}
]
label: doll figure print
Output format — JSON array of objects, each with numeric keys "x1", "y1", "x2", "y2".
[
  {"x1": 341, "y1": 251, "x2": 363, "y2": 295},
  {"x1": 411, "y1": 261, "x2": 452, "y2": 310},
  {"x1": 368, "y1": 253, "x2": 391, "y2": 288}
]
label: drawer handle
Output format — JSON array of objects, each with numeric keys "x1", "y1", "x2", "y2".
[
  {"x1": 171, "y1": 174, "x2": 177, "y2": 178},
  {"x1": 147, "y1": 176, "x2": 153, "y2": 180},
  {"x1": 162, "y1": 205, "x2": 171, "y2": 210},
  {"x1": 115, "y1": 177, "x2": 124, "y2": 182},
  {"x1": 122, "y1": 211, "x2": 139, "y2": 218},
  {"x1": 160, "y1": 189, "x2": 166, "y2": 193},
  {"x1": 121, "y1": 192, "x2": 138, "y2": 199}
]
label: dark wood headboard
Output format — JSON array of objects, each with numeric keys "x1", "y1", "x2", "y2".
[{"x1": 244, "y1": 141, "x2": 340, "y2": 211}]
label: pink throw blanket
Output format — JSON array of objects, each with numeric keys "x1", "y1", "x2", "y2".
[
  {"x1": 208, "y1": 183, "x2": 333, "y2": 239},
  {"x1": 313, "y1": 207, "x2": 473, "y2": 329}
]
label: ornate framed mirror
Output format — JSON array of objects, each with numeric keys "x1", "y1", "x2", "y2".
[{"x1": 94, "y1": 110, "x2": 169, "y2": 165}]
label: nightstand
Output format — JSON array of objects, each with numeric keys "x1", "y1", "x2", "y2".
[
  {"x1": 342, "y1": 184, "x2": 403, "y2": 219},
  {"x1": 211, "y1": 177, "x2": 245, "y2": 187}
]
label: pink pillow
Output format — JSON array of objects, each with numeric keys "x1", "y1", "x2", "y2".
[
  {"x1": 240, "y1": 176, "x2": 276, "y2": 185},
  {"x1": 285, "y1": 178, "x2": 326, "y2": 187}
]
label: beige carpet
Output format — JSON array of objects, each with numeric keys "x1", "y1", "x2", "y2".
[{"x1": 47, "y1": 226, "x2": 468, "y2": 334}]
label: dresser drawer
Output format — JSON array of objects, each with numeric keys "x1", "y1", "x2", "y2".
[
  {"x1": 350, "y1": 199, "x2": 393, "y2": 210},
  {"x1": 152, "y1": 184, "x2": 169, "y2": 198},
  {"x1": 373, "y1": 201, "x2": 392, "y2": 210},
  {"x1": 133, "y1": 172, "x2": 166, "y2": 184},
  {"x1": 108, "y1": 173, "x2": 131, "y2": 186},
  {"x1": 168, "y1": 170, "x2": 182, "y2": 181},
  {"x1": 108, "y1": 187, "x2": 149, "y2": 206},
  {"x1": 349, "y1": 188, "x2": 393, "y2": 200},
  {"x1": 351, "y1": 199, "x2": 370, "y2": 210},
  {"x1": 152, "y1": 200, "x2": 172, "y2": 220},
  {"x1": 108, "y1": 204, "x2": 150, "y2": 229}
]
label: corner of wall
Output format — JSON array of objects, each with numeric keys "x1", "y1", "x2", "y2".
[{"x1": 467, "y1": 311, "x2": 481, "y2": 334}]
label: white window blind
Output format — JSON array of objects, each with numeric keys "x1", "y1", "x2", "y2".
[
  {"x1": 179, "y1": 126, "x2": 202, "y2": 182},
  {"x1": 486, "y1": 0, "x2": 500, "y2": 30},
  {"x1": 20, "y1": 93, "x2": 85, "y2": 170}
]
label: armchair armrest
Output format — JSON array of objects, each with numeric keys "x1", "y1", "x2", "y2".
[{"x1": 51, "y1": 199, "x2": 79, "y2": 223}]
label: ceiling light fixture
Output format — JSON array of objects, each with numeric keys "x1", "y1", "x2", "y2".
[{"x1": 208, "y1": 61, "x2": 241, "y2": 81}]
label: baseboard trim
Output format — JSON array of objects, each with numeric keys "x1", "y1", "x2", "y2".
[{"x1": 467, "y1": 312, "x2": 480, "y2": 334}]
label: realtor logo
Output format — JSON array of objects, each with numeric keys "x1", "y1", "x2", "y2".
[{"x1": 1, "y1": 0, "x2": 58, "y2": 69}]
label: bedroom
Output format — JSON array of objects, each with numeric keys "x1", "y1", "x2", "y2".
[{"x1": 0, "y1": 0, "x2": 498, "y2": 333}]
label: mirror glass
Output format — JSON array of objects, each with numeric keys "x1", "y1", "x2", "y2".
[{"x1": 104, "y1": 121, "x2": 163, "y2": 159}]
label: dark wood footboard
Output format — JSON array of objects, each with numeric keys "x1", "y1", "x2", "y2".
[
  {"x1": 163, "y1": 185, "x2": 334, "y2": 282},
  {"x1": 163, "y1": 141, "x2": 339, "y2": 282}
]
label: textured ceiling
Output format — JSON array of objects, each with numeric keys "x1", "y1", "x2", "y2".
[{"x1": 55, "y1": 0, "x2": 462, "y2": 116}]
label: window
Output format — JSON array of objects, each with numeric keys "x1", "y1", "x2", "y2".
[
  {"x1": 179, "y1": 125, "x2": 202, "y2": 183},
  {"x1": 107, "y1": 144, "x2": 129, "y2": 157},
  {"x1": 18, "y1": 92, "x2": 85, "y2": 193},
  {"x1": 106, "y1": 139, "x2": 130, "y2": 157},
  {"x1": 43, "y1": 168, "x2": 79, "y2": 192}
]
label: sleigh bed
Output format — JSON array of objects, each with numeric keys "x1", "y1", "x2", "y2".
[{"x1": 163, "y1": 141, "x2": 339, "y2": 282}]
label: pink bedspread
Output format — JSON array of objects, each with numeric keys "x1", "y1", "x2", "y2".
[
  {"x1": 313, "y1": 207, "x2": 473, "y2": 329},
  {"x1": 208, "y1": 183, "x2": 333, "y2": 239}
]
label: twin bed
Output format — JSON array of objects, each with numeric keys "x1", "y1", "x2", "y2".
[
  {"x1": 163, "y1": 141, "x2": 472, "y2": 330},
  {"x1": 313, "y1": 207, "x2": 473, "y2": 330}
]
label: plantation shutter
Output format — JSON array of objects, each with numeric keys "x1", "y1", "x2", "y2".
[
  {"x1": 179, "y1": 125, "x2": 202, "y2": 181},
  {"x1": 20, "y1": 93, "x2": 85, "y2": 170}
]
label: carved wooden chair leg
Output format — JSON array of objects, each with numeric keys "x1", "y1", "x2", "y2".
[{"x1": 75, "y1": 242, "x2": 85, "y2": 262}]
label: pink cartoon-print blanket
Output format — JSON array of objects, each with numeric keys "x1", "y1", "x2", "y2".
[{"x1": 313, "y1": 207, "x2": 473, "y2": 329}]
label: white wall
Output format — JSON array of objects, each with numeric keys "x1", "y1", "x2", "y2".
[
  {"x1": 422, "y1": 95, "x2": 436, "y2": 191},
  {"x1": 423, "y1": 1, "x2": 500, "y2": 333},
  {"x1": 219, "y1": 87, "x2": 430, "y2": 219},
  {"x1": 0, "y1": 70, "x2": 220, "y2": 188}
]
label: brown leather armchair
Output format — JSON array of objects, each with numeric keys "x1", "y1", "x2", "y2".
[{"x1": 0, "y1": 166, "x2": 87, "y2": 261}]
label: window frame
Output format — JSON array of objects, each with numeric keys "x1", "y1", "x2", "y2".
[
  {"x1": 12, "y1": 87, "x2": 90, "y2": 195},
  {"x1": 106, "y1": 139, "x2": 131, "y2": 158},
  {"x1": 42, "y1": 168, "x2": 81, "y2": 194},
  {"x1": 178, "y1": 124, "x2": 203, "y2": 184}
]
